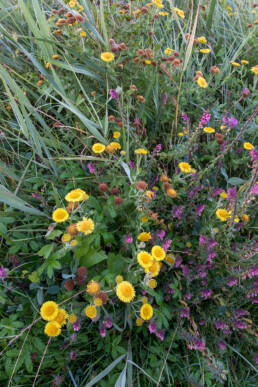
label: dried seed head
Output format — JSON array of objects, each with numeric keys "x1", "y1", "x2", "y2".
[
  {"x1": 129, "y1": 85, "x2": 138, "y2": 90},
  {"x1": 174, "y1": 51, "x2": 180, "y2": 57},
  {"x1": 163, "y1": 182, "x2": 171, "y2": 191},
  {"x1": 64, "y1": 279, "x2": 75, "y2": 291},
  {"x1": 77, "y1": 266, "x2": 88, "y2": 277},
  {"x1": 108, "y1": 115, "x2": 115, "y2": 121},
  {"x1": 119, "y1": 43, "x2": 127, "y2": 50},
  {"x1": 96, "y1": 291, "x2": 109, "y2": 305},
  {"x1": 210, "y1": 66, "x2": 220, "y2": 74},
  {"x1": 75, "y1": 15, "x2": 84, "y2": 22},
  {"x1": 66, "y1": 202, "x2": 79, "y2": 213},
  {"x1": 167, "y1": 56, "x2": 175, "y2": 62},
  {"x1": 114, "y1": 196, "x2": 123, "y2": 205},
  {"x1": 75, "y1": 276, "x2": 86, "y2": 285},
  {"x1": 67, "y1": 223, "x2": 79, "y2": 236},
  {"x1": 137, "y1": 49, "x2": 144, "y2": 56},
  {"x1": 110, "y1": 187, "x2": 120, "y2": 195},
  {"x1": 98, "y1": 183, "x2": 108, "y2": 193},
  {"x1": 109, "y1": 39, "x2": 115, "y2": 45},
  {"x1": 136, "y1": 181, "x2": 148, "y2": 191},
  {"x1": 172, "y1": 59, "x2": 181, "y2": 67},
  {"x1": 160, "y1": 175, "x2": 169, "y2": 182},
  {"x1": 133, "y1": 57, "x2": 141, "y2": 63},
  {"x1": 161, "y1": 57, "x2": 168, "y2": 62},
  {"x1": 137, "y1": 95, "x2": 145, "y2": 103}
]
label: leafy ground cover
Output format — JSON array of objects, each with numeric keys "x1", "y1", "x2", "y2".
[{"x1": 0, "y1": 0, "x2": 257, "y2": 385}]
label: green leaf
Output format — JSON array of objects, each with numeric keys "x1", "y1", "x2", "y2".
[
  {"x1": 28, "y1": 271, "x2": 40, "y2": 283},
  {"x1": 228, "y1": 177, "x2": 245, "y2": 186},
  {"x1": 38, "y1": 244, "x2": 55, "y2": 258},
  {"x1": 25, "y1": 353, "x2": 33, "y2": 373},
  {"x1": 206, "y1": 0, "x2": 217, "y2": 32},
  {"x1": 80, "y1": 249, "x2": 107, "y2": 268},
  {"x1": 85, "y1": 354, "x2": 126, "y2": 387}
]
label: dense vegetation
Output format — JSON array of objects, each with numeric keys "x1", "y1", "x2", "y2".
[{"x1": 0, "y1": 0, "x2": 257, "y2": 386}]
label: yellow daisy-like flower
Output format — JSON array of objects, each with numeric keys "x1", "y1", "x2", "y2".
[
  {"x1": 94, "y1": 298, "x2": 103, "y2": 306},
  {"x1": 138, "y1": 232, "x2": 151, "y2": 242},
  {"x1": 220, "y1": 192, "x2": 228, "y2": 199},
  {"x1": 44, "y1": 321, "x2": 61, "y2": 337},
  {"x1": 251, "y1": 65, "x2": 258, "y2": 75},
  {"x1": 200, "y1": 49, "x2": 211, "y2": 54},
  {"x1": 120, "y1": 150, "x2": 126, "y2": 155},
  {"x1": 148, "y1": 279, "x2": 157, "y2": 288},
  {"x1": 197, "y1": 76, "x2": 208, "y2": 88},
  {"x1": 165, "y1": 255, "x2": 175, "y2": 265},
  {"x1": 116, "y1": 281, "x2": 135, "y2": 303},
  {"x1": 140, "y1": 304, "x2": 153, "y2": 320},
  {"x1": 241, "y1": 214, "x2": 250, "y2": 223},
  {"x1": 69, "y1": 0, "x2": 76, "y2": 7},
  {"x1": 164, "y1": 48, "x2": 174, "y2": 55},
  {"x1": 142, "y1": 296, "x2": 148, "y2": 304},
  {"x1": 52, "y1": 208, "x2": 69, "y2": 223},
  {"x1": 76, "y1": 217, "x2": 94, "y2": 235},
  {"x1": 115, "y1": 275, "x2": 123, "y2": 283},
  {"x1": 174, "y1": 7, "x2": 185, "y2": 19},
  {"x1": 234, "y1": 216, "x2": 240, "y2": 223},
  {"x1": 101, "y1": 52, "x2": 115, "y2": 63},
  {"x1": 197, "y1": 37, "x2": 207, "y2": 44},
  {"x1": 53, "y1": 308, "x2": 68, "y2": 327},
  {"x1": 145, "y1": 60, "x2": 152, "y2": 64},
  {"x1": 152, "y1": 0, "x2": 164, "y2": 9},
  {"x1": 241, "y1": 60, "x2": 249, "y2": 64},
  {"x1": 229, "y1": 61, "x2": 241, "y2": 67},
  {"x1": 137, "y1": 251, "x2": 153, "y2": 268},
  {"x1": 216, "y1": 208, "x2": 229, "y2": 221},
  {"x1": 92, "y1": 143, "x2": 106, "y2": 153},
  {"x1": 203, "y1": 127, "x2": 215, "y2": 133},
  {"x1": 141, "y1": 216, "x2": 148, "y2": 223},
  {"x1": 40, "y1": 301, "x2": 59, "y2": 321},
  {"x1": 159, "y1": 11, "x2": 168, "y2": 16},
  {"x1": 186, "y1": 242, "x2": 192, "y2": 247},
  {"x1": 62, "y1": 233, "x2": 71, "y2": 243},
  {"x1": 178, "y1": 132, "x2": 184, "y2": 137},
  {"x1": 65, "y1": 189, "x2": 85, "y2": 202},
  {"x1": 152, "y1": 245, "x2": 166, "y2": 261},
  {"x1": 243, "y1": 142, "x2": 254, "y2": 150},
  {"x1": 86, "y1": 280, "x2": 100, "y2": 295},
  {"x1": 145, "y1": 261, "x2": 160, "y2": 277},
  {"x1": 191, "y1": 168, "x2": 197, "y2": 173},
  {"x1": 136, "y1": 318, "x2": 143, "y2": 326},
  {"x1": 178, "y1": 162, "x2": 191, "y2": 173},
  {"x1": 85, "y1": 305, "x2": 97, "y2": 319},
  {"x1": 113, "y1": 131, "x2": 121, "y2": 138},
  {"x1": 167, "y1": 188, "x2": 177, "y2": 198},
  {"x1": 80, "y1": 31, "x2": 87, "y2": 37},
  {"x1": 70, "y1": 240, "x2": 78, "y2": 247},
  {"x1": 68, "y1": 314, "x2": 77, "y2": 323},
  {"x1": 110, "y1": 142, "x2": 121, "y2": 150}
]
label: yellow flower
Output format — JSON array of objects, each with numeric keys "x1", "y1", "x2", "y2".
[
  {"x1": 65, "y1": 189, "x2": 86, "y2": 202},
  {"x1": 140, "y1": 304, "x2": 153, "y2": 320},
  {"x1": 229, "y1": 61, "x2": 241, "y2": 67},
  {"x1": 91, "y1": 91, "x2": 96, "y2": 96},
  {"x1": 76, "y1": 217, "x2": 94, "y2": 235},
  {"x1": 241, "y1": 60, "x2": 249, "y2": 64},
  {"x1": 203, "y1": 127, "x2": 215, "y2": 133},
  {"x1": 151, "y1": 245, "x2": 166, "y2": 261},
  {"x1": 83, "y1": 193, "x2": 89, "y2": 200},
  {"x1": 153, "y1": 186, "x2": 158, "y2": 191},
  {"x1": 45, "y1": 62, "x2": 50, "y2": 69},
  {"x1": 86, "y1": 280, "x2": 100, "y2": 295},
  {"x1": 138, "y1": 232, "x2": 151, "y2": 242},
  {"x1": 178, "y1": 162, "x2": 191, "y2": 173},
  {"x1": 145, "y1": 60, "x2": 152, "y2": 64},
  {"x1": 40, "y1": 301, "x2": 59, "y2": 321},
  {"x1": 62, "y1": 233, "x2": 71, "y2": 242},
  {"x1": 244, "y1": 142, "x2": 254, "y2": 150},
  {"x1": 191, "y1": 168, "x2": 197, "y2": 173},
  {"x1": 164, "y1": 48, "x2": 174, "y2": 55},
  {"x1": 52, "y1": 208, "x2": 69, "y2": 223},
  {"x1": 53, "y1": 308, "x2": 68, "y2": 327},
  {"x1": 251, "y1": 65, "x2": 258, "y2": 75},
  {"x1": 241, "y1": 214, "x2": 250, "y2": 223},
  {"x1": 44, "y1": 321, "x2": 61, "y2": 337},
  {"x1": 220, "y1": 125, "x2": 226, "y2": 130},
  {"x1": 80, "y1": 31, "x2": 87, "y2": 37},
  {"x1": 178, "y1": 132, "x2": 184, "y2": 137},
  {"x1": 68, "y1": 314, "x2": 77, "y2": 323},
  {"x1": 200, "y1": 49, "x2": 211, "y2": 54},
  {"x1": 115, "y1": 275, "x2": 123, "y2": 283},
  {"x1": 71, "y1": 240, "x2": 78, "y2": 247},
  {"x1": 186, "y1": 242, "x2": 192, "y2": 247},
  {"x1": 101, "y1": 52, "x2": 115, "y2": 63},
  {"x1": 216, "y1": 208, "x2": 229, "y2": 221},
  {"x1": 167, "y1": 188, "x2": 177, "y2": 198},
  {"x1": 141, "y1": 216, "x2": 148, "y2": 223},
  {"x1": 234, "y1": 216, "x2": 240, "y2": 223},
  {"x1": 148, "y1": 279, "x2": 157, "y2": 288},
  {"x1": 213, "y1": 228, "x2": 219, "y2": 233},
  {"x1": 69, "y1": 0, "x2": 76, "y2": 7},
  {"x1": 174, "y1": 7, "x2": 185, "y2": 18},
  {"x1": 145, "y1": 261, "x2": 160, "y2": 277},
  {"x1": 220, "y1": 192, "x2": 228, "y2": 199},
  {"x1": 92, "y1": 143, "x2": 105, "y2": 153},
  {"x1": 110, "y1": 142, "x2": 121, "y2": 150},
  {"x1": 142, "y1": 296, "x2": 148, "y2": 304},
  {"x1": 145, "y1": 190, "x2": 155, "y2": 199},
  {"x1": 197, "y1": 77, "x2": 208, "y2": 88},
  {"x1": 159, "y1": 11, "x2": 168, "y2": 16},
  {"x1": 113, "y1": 131, "x2": 121, "y2": 138},
  {"x1": 136, "y1": 318, "x2": 143, "y2": 326},
  {"x1": 120, "y1": 150, "x2": 126, "y2": 155},
  {"x1": 135, "y1": 148, "x2": 148, "y2": 155},
  {"x1": 152, "y1": 0, "x2": 164, "y2": 8},
  {"x1": 94, "y1": 298, "x2": 103, "y2": 306},
  {"x1": 197, "y1": 37, "x2": 207, "y2": 44},
  {"x1": 137, "y1": 251, "x2": 153, "y2": 268},
  {"x1": 85, "y1": 305, "x2": 97, "y2": 319},
  {"x1": 165, "y1": 255, "x2": 175, "y2": 265},
  {"x1": 52, "y1": 55, "x2": 59, "y2": 60},
  {"x1": 116, "y1": 281, "x2": 135, "y2": 303}
]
